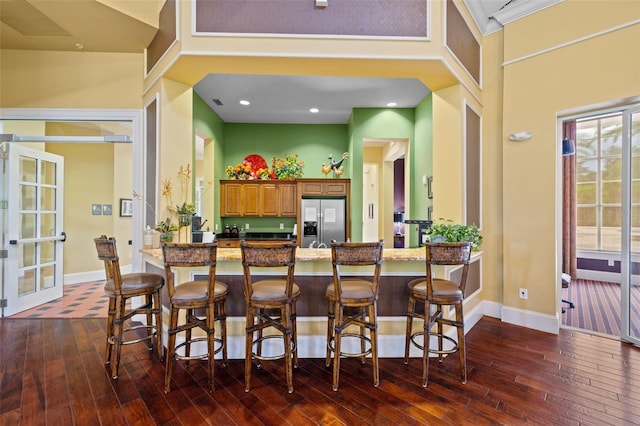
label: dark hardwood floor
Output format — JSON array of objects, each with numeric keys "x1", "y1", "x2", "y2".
[{"x1": 1, "y1": 315, "x2": 639, "y2": 425}]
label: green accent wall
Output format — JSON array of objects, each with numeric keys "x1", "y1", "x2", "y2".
[
  {"x1": 193, "y1": 92, "x2": 225, "y2": 222},
  {"x1": 411, "y1": 94, "x2": 434, "y2": 247},
  {"x1": 223, "y1": 123, "x2": 348, "y2": 178}
]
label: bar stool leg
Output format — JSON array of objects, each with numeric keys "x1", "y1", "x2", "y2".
[
  {"x1": 219, "y1": 302, "x2": 228, "y2": 367},
  {"x1": 369, "y1": 303, "x2": 379, "y2": 387},
  {"x1": 283, "y1": 304, "x2": 294, "y2": 394},
  {"x1": 165, "y1": 307, "x2": 179, "y2": 393},
  {"x1": 105, "y1": 296, "x2": 116, "y2": 366},
  {"x1": 359, "y1": 308, "x2": 366, "y2": 365},
  {"x1": 422, "y1": 299, "x2": 431, "y2": 387},
  {"x1": 325, "y1": 300, "x2": 335, "y2": 367},
  {"x1": 245, "y1": 307, "x2": 255, "y2": 392},
  {"x1": 455, "y1": 304, "x2": 467, "y2": 384},
  {"x1": 207, "y1": 304, "x2": 216, "y2": 392},
  {"x1": 403, "y1": 296, "x2": 414, "y2": 364},
  {"x1": 332, "y1": 304, "x2": 343, "y2": 391},
  {"x1": 111, "y1": 296, "x2": 127, "y2": 379},
  {"x1": 153, "y1": 291, "x2": 164, "y2": 361},
  {"x1": 291, "y1": 303, "x2": 299, "y2": 368}
]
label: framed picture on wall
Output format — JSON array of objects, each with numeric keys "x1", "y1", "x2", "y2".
[
  {"x1": 120, "y1": 198, "x2": 133, "y2": 217},
  {"x1": 103, "y1": 204, "x2": 113, "y2": 216},
  {"x1": 92, "y1": 204, "x2": 102, "y2": 215}
]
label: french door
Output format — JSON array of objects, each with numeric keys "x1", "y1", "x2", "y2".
[
  {"x1": 622, "y1": 107, "x2": 640, "y2": 345},
  {"x1": 1, "y1": 143, "x2": 65, "y2": 317}
]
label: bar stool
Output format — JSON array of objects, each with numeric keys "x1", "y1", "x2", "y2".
[
  {"x1": 403, "y1": 241, "x2": 471, "y2": 387},
  {"x1": 94, "y1": 235, "x2": 164, "y2": 379},
  {"x1": 240, "y1": 240, "x2": 299, "y2": 393},
  {"x1": 162, "y1": 242, "x2": 229, "y2": 393},
  {"x1": 325, "y1": 240, "x2": 384, "y2": 391}
]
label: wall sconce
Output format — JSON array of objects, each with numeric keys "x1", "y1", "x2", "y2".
[
  {"x1": 315, "y1": 0, "x2": 328, "y2": 7},
  {"x1": 508, "y1": 131, "x2": 533, "y2": 142},
  {"x1": 562, "y1": 139, "x2": 575, "y2": 156}
]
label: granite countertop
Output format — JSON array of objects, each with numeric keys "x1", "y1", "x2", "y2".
[{"x1": 141, "y1": 246, "x2": 479, "y2": 263}]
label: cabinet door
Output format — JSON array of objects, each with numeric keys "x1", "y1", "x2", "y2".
[
  {"x1": 243, "y1": 183, "x2": 260, "y2": 216},
  {"x1": 324, "y1": 181, "x2": 347, "y2": 196},
  {"x1": 300, "y1": 181, "x2": 324, "y2": 195},
  {"x1": 279, "y1": 183, "x2": 297, "y2": 216},
  {"x1": 221, "y1": 182, "x2": 242, "y2": 216},
  {"x1": 261, "y1": 183, "x2": 278, "y2": 216}
]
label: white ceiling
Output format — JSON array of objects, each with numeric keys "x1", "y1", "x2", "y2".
[{"x1": 0, "y1": 0, "x2": 559, "y2": 124}]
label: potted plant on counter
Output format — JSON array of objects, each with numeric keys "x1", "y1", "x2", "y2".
[{"x1": 425, "y1": 218, "x2": 482, "y2": 251}]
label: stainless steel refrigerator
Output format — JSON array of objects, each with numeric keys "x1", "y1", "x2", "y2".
[{"x1": 301, "y1": 198, "x2": 346, "y2": 248}]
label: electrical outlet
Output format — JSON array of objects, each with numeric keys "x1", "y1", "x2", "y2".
[
  {"x1": 279, "y1": 223, "x2": 284, "y2": 229},
  {"x1": 608, "y1": 259, "x2": 615, "y2": 267},
  {"x1": 519, "y1": 288, "x2": 528, "y2": 299},
  {"x1": 245, "y1": 223, "x2": 250, "y2": 230}
]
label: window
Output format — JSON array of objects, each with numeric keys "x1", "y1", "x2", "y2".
[{"x1": 575, "y1": 112, "x2": 640, "y2": 251}]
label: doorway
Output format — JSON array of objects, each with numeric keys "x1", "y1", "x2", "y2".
[
  {"x1": 0, "y1": 108, "x2": 142, "y2": 317},
  {"x1": 363, "y1": 138, "x2": 408, "y2": 247},
  {"x1": 560, "y1": 104, "x2": 640, "y2": 346}
]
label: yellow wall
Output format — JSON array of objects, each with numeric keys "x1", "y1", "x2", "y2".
[
  {"x1": 0, "y1": 50, "x2": 144, "y2": 108},
  {"x1": 500, "y1": 1, "x2": 640, "y2": 315}
]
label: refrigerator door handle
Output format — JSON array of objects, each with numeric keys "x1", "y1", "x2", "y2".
[{"x1": 368, "y1": 203, "x2": 374, "y2": 219}]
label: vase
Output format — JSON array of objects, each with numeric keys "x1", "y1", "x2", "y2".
[{"x1": 178, "y1": 214, "x2": 191, "y2": 227}]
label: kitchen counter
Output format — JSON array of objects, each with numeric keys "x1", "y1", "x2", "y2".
[{"x1": 141, "y1": 246, "x2": 482, "y2": 359}]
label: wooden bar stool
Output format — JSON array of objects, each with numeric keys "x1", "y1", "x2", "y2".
[
  {"x1": 403, "y1": 241, "x2": 471, "y2": 387},
  {"x1": 240, "y1": 241, "x2": 299, "y2": 393},
  {"x1": 161, "y1": 242, "x2": 229, "y2": 393},
  {"x1": 94, "y1": 235, "x2": 164, "y2": 379},
  {"x1": 325, "y1": 240, "x2": 384, "y2": 391}
]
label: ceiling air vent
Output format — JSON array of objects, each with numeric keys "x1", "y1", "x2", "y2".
[{"x1": 212, "y1": 99, "x2": 223, "y2": 106}]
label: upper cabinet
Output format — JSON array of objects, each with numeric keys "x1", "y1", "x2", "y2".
[
  {"x1": 221, "y1": 180, "x2": 297, "y2": 217},
  {"x1": 299, "y1": 179, "x2": 349, "y2": 197}
]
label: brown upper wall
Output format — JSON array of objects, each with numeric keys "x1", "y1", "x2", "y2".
[
  {"x1": 146, "y1": 0, "x2": 176, "y2": 73},
  {"x1": 194, "y1": 0, "x2": 428, "y2": 37},
  {"x1": 446, "y1": 0, "x2": 480, "y2": 84}
]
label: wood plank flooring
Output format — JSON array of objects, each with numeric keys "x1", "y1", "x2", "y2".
[{"x1": 1, "y1": 316, "x2": 639, "y2": 425}]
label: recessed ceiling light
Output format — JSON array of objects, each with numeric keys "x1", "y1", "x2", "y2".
[
  {"x1": 310, "y1": 108, "x2": 319, "y2": 113},
  {"x1": 239, "y1": 100, "x2": 250, "y2": 106},
  {"x1": 386, "y1": 102, "x2": 397, "y2": 107}
]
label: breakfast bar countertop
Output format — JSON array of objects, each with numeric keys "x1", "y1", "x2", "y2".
[{"x1": 142, "y1": 246, "x2": 481, "y2": 263}]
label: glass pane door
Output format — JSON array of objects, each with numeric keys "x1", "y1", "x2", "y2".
[
  {"x1": 622, "y1": 108, "x2": 640, "y2": 345},
  {"x1": 1, "y1": 143, "x2": 65, "y2": 317}
]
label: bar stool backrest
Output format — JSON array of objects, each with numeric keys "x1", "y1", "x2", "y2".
[
  {"x1": 425, "y1": 242, "x2": 472, "y2": 298},
  {"x1": 162, "y1": 242, "x2": 218, "y2": 301},
  {"x1": 94, "y1": 235, "x2": 123, "y2": 292},
  {"x1": 331, "y1": 241, "x2": 384, "y2": 298},
  {"x1": 240, "y1": 241, "x2": 297, "y2": 301}
]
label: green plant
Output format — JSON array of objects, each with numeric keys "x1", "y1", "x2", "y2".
[
  {"x1": 155, "y1": 218, "x2": 179, "y2": 234},
  {"x1": 426, "y1": 218, "x2": 483, "y2": 250},
  {"x1": 272, "y1": 153, "x2": 305, "y2": 179}
]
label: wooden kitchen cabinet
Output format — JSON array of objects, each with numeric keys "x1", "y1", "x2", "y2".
[
  {"x1": 298, "y1": 179, "x2": 349, "y2": 197},
  {"x1": 220, "y1": 180, "x2": 297, "y2": 217},
  {"x1": 220, "y1": 182, "x2": 243, "y2": 216},
  {"x1": 279, "y1": 183, "x2": 297, "y2": 216}
]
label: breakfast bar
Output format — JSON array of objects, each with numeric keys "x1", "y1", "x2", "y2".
[{"x1": 141, "y1": 246, "x2": 482, "y2": 359}]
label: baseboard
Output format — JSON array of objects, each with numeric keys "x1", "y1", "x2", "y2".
[
  {"x1": 501, "y1": 305, "x2": 559, "y2": 334},
  {"x1": 64, "y1": 266, "x2": 130, "y2": 285}
]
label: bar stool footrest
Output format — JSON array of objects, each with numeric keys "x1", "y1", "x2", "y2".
[
  {"x1": 409, "y1": 331, "x2": 459, "y2": 355},
  {"x1": 173, "y1": 336, "x2": 224, "y2": 361},
  {"x1": 328, "y1": 333, "x2": 373, "y2": 358},
  {"x1": 108, "y1": 324, "x2": 157, "y2": 346},
  {"x1": 251, "y1": 334, "x2": 296, "y2": 361}
]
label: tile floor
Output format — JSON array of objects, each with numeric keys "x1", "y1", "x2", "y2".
[{"x1": 9, "y1": 281, "x2": 108, "y2": 319}]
